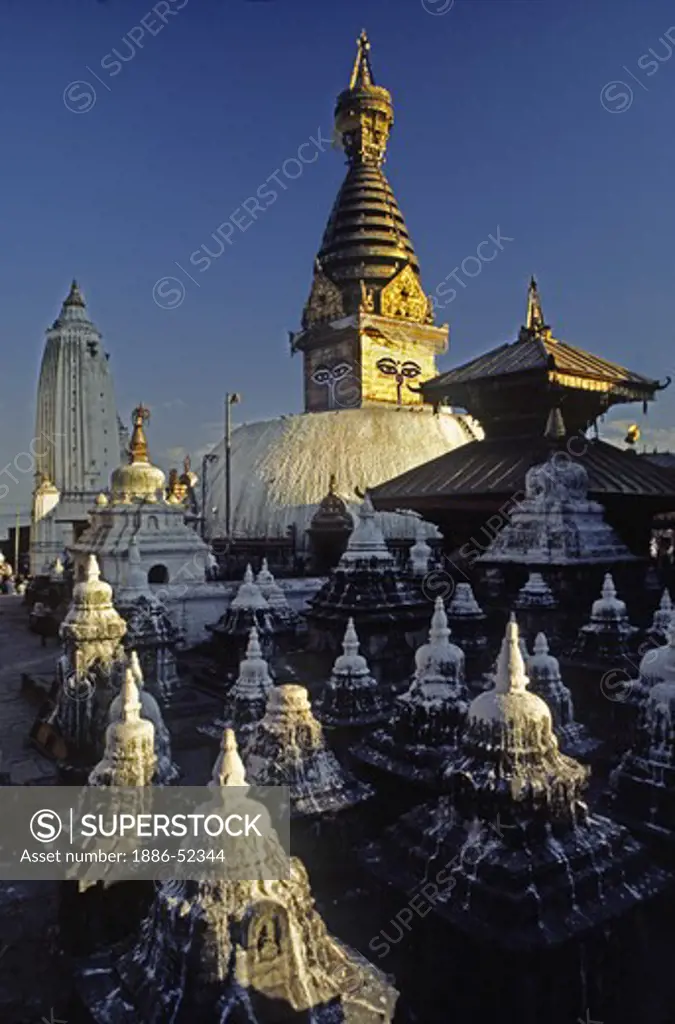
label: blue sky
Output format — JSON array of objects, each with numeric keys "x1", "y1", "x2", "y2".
[{"x1": 2, "y1": 0, "x2": 675, "y2": 523}]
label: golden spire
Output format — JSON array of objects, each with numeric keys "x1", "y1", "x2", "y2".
[
  {"x1": 349, "y1": 29, "x2": 374, "y2": 89},
  {"x1": 525, "y1": 277, "x2": 551, "y2": 339},
  {"x1": 64, "y1": 279, "x2": 86, "y2": 308},
  {"x1": 129, "y1": 405, "x2": 151, "y2": 464},
  {"x1": 335, "y1": 30, "x2": 393, "y2": 166}
]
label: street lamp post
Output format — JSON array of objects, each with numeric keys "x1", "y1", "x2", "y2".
[
  {"x1": 224, "y1": 393, "x2": 241, "y2": 539},
  {"x1": 201, "y1": 453, "x2": 218, "y2": 539}
]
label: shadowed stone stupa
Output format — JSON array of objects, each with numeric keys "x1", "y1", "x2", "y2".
[
  {"x1": 362, "y1": 616, "x2": 668, "y2": 950},
  {"x1": 244, "y1": 685, "x2": 374, "y2": 818},
  {"x1": 317, "y1": 618, "x2": 390, "y2": 728},
  {"x1": 76, "y1": 728, "x2": 397, "y2": 1022},
  {"x1": 353, "y1": 598, "x2": 468, "y2": 787}
]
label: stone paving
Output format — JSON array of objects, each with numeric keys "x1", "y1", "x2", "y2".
[{"x1": 0, "y1": 595, "x2": 59, "y2": 786}]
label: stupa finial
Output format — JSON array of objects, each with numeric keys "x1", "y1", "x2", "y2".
[
  {"x1": 544, "y1": 406, "x2": 566, "y2": 440},
  {"x1": 129, "y1": 649, "x2": 144, "y2": 687},
  {"x1": 494, "y1": 615, "x2": 529, "y2": 694},
  {"x1": 120, "y1": 667, "x2": 142, "y2": 723},
  {"x1": 660, "y1": 588, "x2": 672, "y2": 612},
  {"x1": 601, "y1": 572, "x2": 617, "y2": 601},
  {"x1": 84, "y1": 553, "x2": 101, "y2": 582},
  {"x1": 335, "y1": 30, "x2": 392, "y2": 168},
  {"x1": 211, "y1": 728, "x2": 247, "y2": 788},
  {"x1": 350, "y1": 29, "x2": 374, "y2": 89},
  {"x1": 533, "y1": 631, "x2": 549, "y2": 656},
  {"x1": 429, "y1": 596, "x2": 450, "y2": 643},
  {"x1": 245, "y1": 625, "x2": 263, "y2": 660},
  {"x1": 244, "y1": 563, "x2": 254, "y2": 584},
  {"x1": 342, "y1": 617, "x2": 360, "y2": 657},
  {"x1": 129, "y1": 405, "x2": 151, "y2": 464}
]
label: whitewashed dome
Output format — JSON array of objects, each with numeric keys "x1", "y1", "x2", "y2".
[
  {"x1": 414, "y1": 597, "x2": 464, "y2": 678},
  {"x1": 469, "y1": 616, "x2": 552, "y2": 731},
  {"x1": 205, "y1": 406, "x2": 478, "y2": 542}
]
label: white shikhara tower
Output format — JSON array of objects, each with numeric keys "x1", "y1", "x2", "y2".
[{"x1": 31, "y1": 281, "x2": 125, "y2": 572}]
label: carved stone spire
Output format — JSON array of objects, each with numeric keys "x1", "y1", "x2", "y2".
[{"x1": 210, "y1": 727, "x2": 247, "y2": 788}]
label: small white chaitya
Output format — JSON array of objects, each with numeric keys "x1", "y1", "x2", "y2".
[
  {"x1": 646, "y1": 588, "x2": 674, "y2": 644},
  {"x1": 571, "y1": 572, "x2": 638, "y2": 664},
  {"x1": 318, "y1": 617, "x2": 389, "y2": 727},
  {"x1": 527, "y1": 632, "x2": 599, "y2": 757}
]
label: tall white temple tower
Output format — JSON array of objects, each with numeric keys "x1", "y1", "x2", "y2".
[{"x1": 30, "y1": 281, "x2": 125, "y2": 573}]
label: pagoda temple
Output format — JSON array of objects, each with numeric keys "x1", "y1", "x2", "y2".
[{"x1": 372, "y1": 278, "x2": 675, "y2": 556}]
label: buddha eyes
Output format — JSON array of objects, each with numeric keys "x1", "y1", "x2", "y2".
[
  {"x1": 312, "y1": 362, "x2": 352, "y2": 384},
  {"x1": 376, "y1": 357, "x2": 398, "y2": 376},
  {"x1": 311, "y1": 367, "x2": 332, "y2": 385},
  {"x1": 401, "y1": 361, "x2": 422, "y2": 379}
]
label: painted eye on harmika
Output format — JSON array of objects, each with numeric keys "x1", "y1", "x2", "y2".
[
  {"x1": 401, "y1": 361, "x2": 422, "y2": 379},
  {"x1": 311, "y1": 366, "x2": 332, "y2": 385},
  {"x1": 330, "y1": 362, "x2": 352, "y2": 380},
  {"x1": 376, "y1": 357, "x2": 398, "y2": 376}
]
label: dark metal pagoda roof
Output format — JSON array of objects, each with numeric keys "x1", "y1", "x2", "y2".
[{"x1": 371, "y1": 436, "x2": 675, "y2": 506}]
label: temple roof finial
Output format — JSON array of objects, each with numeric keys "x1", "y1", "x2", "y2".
[
  {"x1": 526, "y1": 276, "x2": 548, "y2": 336},
  {"x1": 350, "y1": 29, "x2": 374, "y2": 89},
  {"x1": 129, "y1": 405, "x2": 151, "y2": 464}
]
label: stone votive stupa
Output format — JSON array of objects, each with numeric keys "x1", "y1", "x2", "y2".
[
  {"x1": 514, "y1": 571, "x2": 558, "y2": 645},
  {"x1": 609, "y1": 662, "x2": 675, "y2": 842},
  {"x1": 570, "y1": 572, "x2": 638, "y2": 665},
  {"x1": 225, "y1": 624, "x2": 274, "y2": 743},
  {"x1": 446, "y1": 581, "x2": 489, "y2": 679},
  {"x1": 306, "y1": 474, "x2": 354, "y2": 572},
  {"x1": 244, "y1": 684, "x2": 374, "y2": 818},
  {"x1": 59, "y1": 668, "x2": 157, "y2": 956},
  {"x1": 306, "y1": 495, "x2": 430, "y2": 687},
  {"x1": 207, "y1": 563, "x2": 276, "y2": 681},
  {"x1": 77, "y1": 727, "x2": 398, "y2": 1023},
  {"x1": 107, "y1": 651, "x2": 179, "y2": 784},
  {"x1": 317, "y1": 617, "x2": 390, "y2": 728},
  {"x1": 354, "y1": 597, "x2": 468, "y2": 788},
  {"x1": 256, "y1": 557, "x2": 299, "y2": 630},
  {"x1": 363, "y1": 616, "x2": 668, "y2": 953},
  {"x1": 36, "y1": 554, "x2": 127, "y2": 772},
  {"x1": 646, "y1": 587, "x2": 674, "y2": 645},
  {"x1": 408, "y1": 521, "x2": 432, "y2": 576},
  {"x1": 115, "y1": 536, "x2": 181, "y2": 705},
  {"x1": 527, "y1": 632, "x2": 600, "y2": 758},
  {"x1": 475, "y1": 451, "x2": 638, "y2": 612}
]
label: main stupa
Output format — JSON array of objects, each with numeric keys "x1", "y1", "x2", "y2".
[{"x1": 204, "y1": 32, "x2": 479, "y2": 546}]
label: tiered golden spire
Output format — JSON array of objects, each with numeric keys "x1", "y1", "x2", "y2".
[{"x1": 129, "y1": 405, "x2": 151, "y2": 464}]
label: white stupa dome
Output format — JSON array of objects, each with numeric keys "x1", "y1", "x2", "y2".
[{"x1": 204, "y1": 406, "x2": 478, "y2": 544}]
